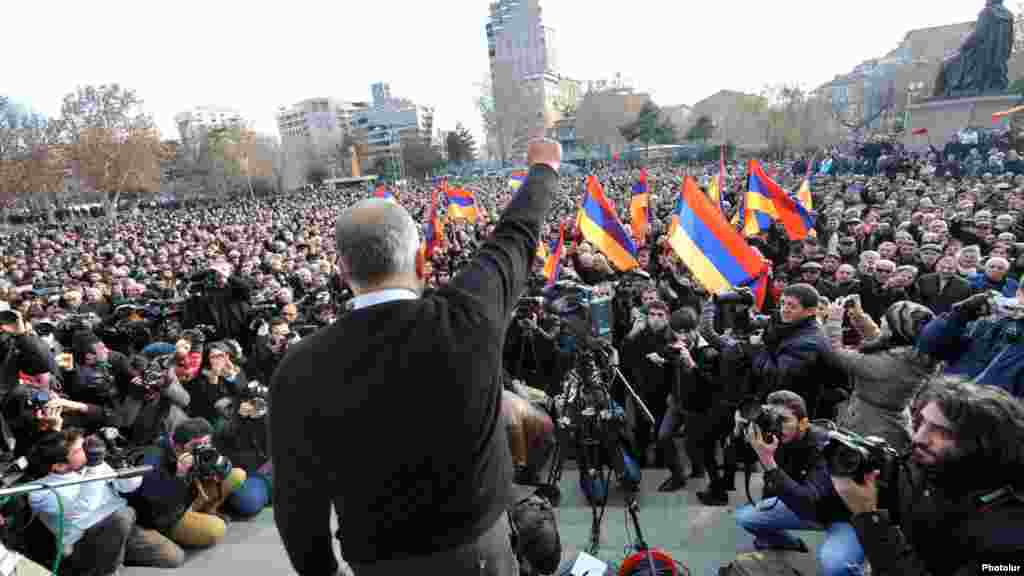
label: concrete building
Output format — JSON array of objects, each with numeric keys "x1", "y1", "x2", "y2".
[
  {"x1": 485, "y1": 0, "x2": 563, "y2": 162},
  {"x1": 276, "y1": 98, "x2": 368, "y2": 190},
  {"x1": 575, "y1": 89, "x2": 652, "y2": 158},
  {"x1": 350, "y1": 100, "x2": 435, "y2": 170},
  {"x1": 688, "y1": 90, "x2": 767, "y2": 149}
]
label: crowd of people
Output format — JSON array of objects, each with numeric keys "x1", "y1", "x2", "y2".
[{"x1": 0, "y1": 130, "x2": 1021, "y2": 575}]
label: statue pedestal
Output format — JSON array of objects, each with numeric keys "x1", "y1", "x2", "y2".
[{"x1": 903, "y1": 94, "x2": 1019, "y2": 148}]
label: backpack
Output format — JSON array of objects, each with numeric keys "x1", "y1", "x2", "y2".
[{"x1": 717, "y1": 552, "x2": 803, "y2": 576}]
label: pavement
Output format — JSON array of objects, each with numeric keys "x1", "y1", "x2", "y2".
[{"x1": 122, "y1": 468, "x2": 824, "y2": 576}]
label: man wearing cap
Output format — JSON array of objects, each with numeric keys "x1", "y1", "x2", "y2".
[{"x1": 127, "y1": 417, "x2": 247, "y2": 561}]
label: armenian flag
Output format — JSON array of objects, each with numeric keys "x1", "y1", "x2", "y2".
[
  {"x1": 629, "y1": 169, "x2": 650, "y2": 245},
  {"x1": 578, "y1": 176, "x2": 638, "y2": 271},
  {"x1": 422, "y1": 187, "x2": 443, "y2": 258},
  {"x1": 742, "y1": 159, "x2": 812, "y2": 240},
  {"x1": 543, "y1": 223, "x2": 566, "y2": 287},
  {"x1": 446, "y1": 186, "x2": 479, "y2": 222},
  {"x1": 509, "y1": 171, "x2": 528, "y2": 190},
  {"x1": 668, "y1": 177, "x2": 769, "y2": 309}
]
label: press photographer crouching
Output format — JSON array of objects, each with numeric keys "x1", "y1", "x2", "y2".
[
  {"x1": 735, "y1": 390, "x2": 865, "y2": 576},
  {"x1": 26, "y1": 429, "x2": 183, "y2": 572},
  {"x1": 125, "y1": 418, "x2": 246, "y2": 558},
  {"x1": 832, "y1": 376, "x2": 1024, "y2": 575}
]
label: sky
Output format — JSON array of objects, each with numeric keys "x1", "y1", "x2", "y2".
[{"x1": 3, "y1": 0, "x2": 994, "y2": 146}]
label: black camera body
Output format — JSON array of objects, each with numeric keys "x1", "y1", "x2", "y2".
[
  {"x1": 716, "y1": 290, "x2": 755, "y2": 307},
  {"x1": 824, "y1": 429, "x2": 900, "y2": 484},
  {"x1": 737, "y1": 399, "x2": 787, "y2": 443},
  {"x1": 189, "y1": 444, "x2": 232, "y2": 481}
]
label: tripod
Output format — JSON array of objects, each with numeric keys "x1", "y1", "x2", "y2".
[
  {"x1": 617, "y1": 496, "x2": 685, "y2": 576},
  {"x1": 551, "y1": 344, "x2": 656, "y2": 556}
]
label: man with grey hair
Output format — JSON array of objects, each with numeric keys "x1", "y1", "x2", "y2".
[
  {"x1": 968, "y1": 255, "x2": 1019, "y2": 296},
  {"x1": 270, "y1": 139, "x2": 562, "y2": 576}
]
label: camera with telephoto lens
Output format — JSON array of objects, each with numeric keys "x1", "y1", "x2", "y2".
[
  {"x1": 736, "y1": 398, "x2": 786, "y2": 443},
  {"x1": 824, "y1": 428, "x2": 901, "y2": 484},
  {"x1": 716, "y1": 289, "x2": 756, "y2": 307},
  {"x1": 189, "y1": 443, "x2": 232, "y2": 481}
]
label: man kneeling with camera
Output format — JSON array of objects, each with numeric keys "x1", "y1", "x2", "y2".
[
  {"x1": 832, "y1": 376, "x2": 1024, "y2": 575},
  {"x1": 126, "y1": 418, "x2": 246, "y2": 558},
  {"x1": 735, "y1": 390, "x2": 865, "y2": 576}
]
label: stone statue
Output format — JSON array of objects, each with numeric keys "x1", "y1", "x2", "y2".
[{"x1": 934, "y1": 0, "x2": 1015, "y2": 98}]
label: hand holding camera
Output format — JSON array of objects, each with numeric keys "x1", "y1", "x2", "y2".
[{"x1": 952, "y1": 292, "x2": 992, "y2": 322}]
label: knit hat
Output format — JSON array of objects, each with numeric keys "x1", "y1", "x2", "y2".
[
  {"x1": 173, "y1": 417, "x2": 213, "y2": 446},
  {"x1": 883, "y1": 301, "x2": 934, "y2": 347}
]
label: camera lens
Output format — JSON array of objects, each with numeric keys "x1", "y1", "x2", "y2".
[{"x1": 830, "y1": 444, "x2": 863, "y2": 477}]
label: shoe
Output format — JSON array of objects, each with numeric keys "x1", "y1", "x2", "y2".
[
  {"x1": 753, "y1": 538, "x2": 809, "y2": 554},
  {"x1": 696, "y1": 490, "x2": 729, "y2": 506},
  {"x1": 657, "y1": 476, "x2": 687, "y2": 492}
]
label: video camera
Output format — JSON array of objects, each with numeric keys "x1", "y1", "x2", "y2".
[
  {"x1": 824, "y1": 428, "x2": 901, "y2": 484},
  {"x1": 715, "y1": 289, "x2": 771, "y2": 336},
  {"x1": 189, "y1": 443, "x2": 232, "y2": 481},
  {"x1": 545, "y1": 281, "x2": 614, "y2": 347}
]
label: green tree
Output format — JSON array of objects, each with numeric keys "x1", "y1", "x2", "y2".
[
  {"x1": 619, "y1": 101, "x2": 677, "y2": 159},
  {"x1": 446, "y1": 122, "x2": 477, "y2": 165}
]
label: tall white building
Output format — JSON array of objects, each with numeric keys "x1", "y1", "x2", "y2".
[
  {"x1": 485, "y1": 0, "x2": 561, "y2": 162},
  {"x1": 276, "y1": 97, "x2": 368, "y2": 189}
]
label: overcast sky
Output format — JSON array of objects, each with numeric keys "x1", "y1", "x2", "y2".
[{"x1": 4, "y1": 0, "x2": 991, "y2": 144}]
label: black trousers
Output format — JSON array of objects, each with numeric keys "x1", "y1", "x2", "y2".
[{"x1": 67, "y1": 506, "x2": 135, "y2": 576}]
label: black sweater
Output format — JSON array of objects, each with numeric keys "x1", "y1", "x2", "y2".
[{"x1": 269, "y1": 164, "x2": 557, "y2": 572}]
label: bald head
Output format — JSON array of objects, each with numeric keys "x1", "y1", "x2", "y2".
[{"x1": 335, "y1": 198, "x2": 420, "y2": 291}]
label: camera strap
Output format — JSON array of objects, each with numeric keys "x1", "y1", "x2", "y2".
[{"x1": 976, "y1": 485, "x2": 1023, "y2": 513}]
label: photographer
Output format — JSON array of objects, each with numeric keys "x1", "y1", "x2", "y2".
[
  {"x1": 181, "y1": 262, "x2": 253, "y2": 349},
  {"x1": 188, "y1": 342, "x2": 246, "y2": 431},
  {"x1": 656, "y1": 308, "x2": 719, "y2": 492},
  {"x1": 824, "y1": 299, "x2": 937, "y2": 453},
  {"x1": 833, "y1": 377, "x2": 1024, "y2": 575},
  {"x1": 917, "y1": 286, "x2": 1024, "y2": 398},
  {"x1": 126, "y1": 418, "x2": 246, "y2": 557},
  {"x1": 119, "y1": 354, "x2": 191, "y2": 447},
  {"x1": 622, "y1": 299, "x2": 675, "y2": 467},
  {"x1": 0, "y1": 308, "x2": 52, "y2": 398},
  {"x1": 26, "y1": 429, "x2": 161, "y2": 573},
  {"x1": 249, "y1": 317, "x2": 298, "y2": 385},
  {"x1": 750, "y1": 284, "x2": 842, "y2": 419},
  {"x1": 736, "y1": 390, "x2": 864, "y2": 576},
  {"x1": 504, "y1": 297, "x2": 557, "y2": 392}
]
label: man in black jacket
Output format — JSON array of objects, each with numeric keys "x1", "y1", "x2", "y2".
[
  {"x1": 270, "y1": 139, "x2": 561, "y2": 576},
  {"x1": 750, "y1": 283, "x2": 842, "y2": 419},
  {"x1": 736, "y1": 390, "x2": 864, "y2": 576},
  {"x1": 834, "y1": 376, "x2": 1024, "y2": 576}
]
